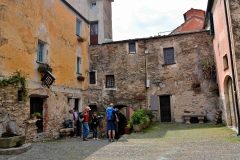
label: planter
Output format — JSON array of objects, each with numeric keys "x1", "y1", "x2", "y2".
[
  {"x1": 133, "y1": 124, "x2": 142, "y2": 132},
  {"x1": 0, "y1": 134, "x2": 26, "y2": 148},
  {"x1": 32, "y1": 116, "x2": 37, "y2": 120},
  {"x1": 77, "y1": 36, "x2": 85, "y2": 42},
  {"x1": 124, "y1": 127, "x2": 130, "y2": 134},
  {"x1": 77, "y1": 75, "x2": 85, "y2": 81},
  {"x1": 37, "y1": 64, "x2": 52, "y2": 73}
]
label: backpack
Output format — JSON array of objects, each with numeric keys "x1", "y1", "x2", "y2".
[
  {"x1": 78, "y1": 112, "x2": 85, "y2": 122},
  {"x1": 106, "y1": 107, "x2": 114, "y2": 120}
]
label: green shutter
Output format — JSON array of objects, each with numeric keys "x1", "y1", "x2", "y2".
[{"x1": 208, "y1": 13, "x2": 215, "y2": 36}]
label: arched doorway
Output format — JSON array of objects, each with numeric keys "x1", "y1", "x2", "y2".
[
  {"x1": 224, "y1": 77, "x2": 237, "y2": 127},
  {"x1": 114, "y1": 105, "x2": 128, "y2": 138}
]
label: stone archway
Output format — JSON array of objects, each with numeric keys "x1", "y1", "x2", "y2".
[
  {"x1": 224, "y1": 76, "x2": 237, "y2": 127},
  {"x1": 114, "y1": 105, "x2": 128, "y2": 137}
]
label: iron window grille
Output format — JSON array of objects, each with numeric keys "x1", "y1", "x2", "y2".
[
  {"x1": 106, "y1": 75, "x2": 115, "y2": 88},
  {"x1": 129, "y1": 42, "x2": 136, "y2": 53},
  {"x1": 164, "y1": 48, "x2": 175, "y2": 65},
  {"x1": 89, "y1": 72, "x2": 96, "y2": 84}
]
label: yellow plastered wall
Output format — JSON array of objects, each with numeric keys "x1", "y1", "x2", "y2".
[{"x1": 0, "y1": 0, "x2": 89, "y2": 89}]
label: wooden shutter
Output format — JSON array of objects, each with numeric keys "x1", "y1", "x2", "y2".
[
  {"x1": 90, "y1": 23, "x2": 98, "y2": 45},
  {"x1": 208, "y1": 13, "x2": 215, "y2": 36},
  {"x1": 150, "y1": 95, "x2": 158, "y2": 110},
  {"x1": 76, "y1": 19, "x2": 81, "y2": 36}
]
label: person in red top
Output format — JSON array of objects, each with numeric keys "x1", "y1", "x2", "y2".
[{"x1": 82, "y1": 106, "x2": 91, "y2": 141}]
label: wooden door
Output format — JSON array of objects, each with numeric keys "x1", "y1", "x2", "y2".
[
  {"x1": 90, "y1": 23, "x2": 98, "y2": 45},
  {"x1": 160, "y1": 96, "x2": 171, "y2": 122},
  {"x1": 30, "y1": 97, "x2": 43, "y2": 133}
]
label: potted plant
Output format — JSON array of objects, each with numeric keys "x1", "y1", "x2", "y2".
[
  {"x1": 31, "y1": 112, "x2": 41, "y2": 120},
  {"x1": 131, "y1": 109, "x2": 144, "y2": 132},
  {"x1": 143, "y1": 109, "x2": 154, "y2": 123},
  {"x1": 124, "y1": 123, "x2": 131, "y2": 134}
]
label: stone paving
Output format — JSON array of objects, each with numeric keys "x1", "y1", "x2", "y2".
[{"x1": 1, "y1": 123, "x2": 240, "y2": 160}]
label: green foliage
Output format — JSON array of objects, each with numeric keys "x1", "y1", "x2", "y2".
[
  {"x1": 131, "y1": 109, "x2": 144, "y2": 125},
  {"x1": 202, "y1": 59, "x2": 216, "y2": 79},
  {"x1": 143, "y1": 110, "x2": 154, "y2": 120},
  {"x1": 0, "y1": 71, "x2": 28, "y2": 101},
  {"x1": 31, "y1": 112, "x2": 41, "y2": 118}
]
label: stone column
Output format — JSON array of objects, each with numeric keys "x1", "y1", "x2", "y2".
[{"x1": 24, "y1": 119, "x2": 38, "y2": 142}]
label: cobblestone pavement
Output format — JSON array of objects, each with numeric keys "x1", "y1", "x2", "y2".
[{"x1": 1, "y1": 123, "x2": 240, "y2": 160}]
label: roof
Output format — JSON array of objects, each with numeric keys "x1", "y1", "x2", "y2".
[{"x1": 90, "y1": 30, "x2": 209, "y2": 46}]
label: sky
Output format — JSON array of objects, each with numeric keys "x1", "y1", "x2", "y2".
[{"x1": 112, "y1": 0, "x2": 208, "y2": 41}]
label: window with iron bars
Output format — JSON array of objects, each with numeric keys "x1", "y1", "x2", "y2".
[
  {"x1": 163, "y1": 48, "x2": 174, "y2": 65},
  {"x1": 106, "y1": 75, "x2": 114, "y2": 88},
  {"x1": 89, "y1": 72, "x2": 96, "y2": 84}
]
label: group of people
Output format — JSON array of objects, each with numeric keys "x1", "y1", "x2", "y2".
[{"x1": 68, "y1": 103, "x2": 119, "y2": 142}]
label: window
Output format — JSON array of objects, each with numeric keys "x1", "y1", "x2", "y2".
[
  {"x1": 77, "y1": 57, "x2": 82, "y2": 73},
  {"x1": 89, "y1": 72, "x2": 96, "y2": 84},
  {"x1": 129, "y1": 42, "x2": 136, "y2": 53},
  {"x1": 223, "y1": 54, "x2": 228, "y2": 70},
  {"x1": 208, "y1": 12, "x2": 215, "y2": 35},
  {"x1": 37, "y1": 41, "x2": 45, "y2": 63},
  {"x1": 164, "y1": 48, "x2": 174, "y2": 65},
  {"x1": 76, "y1": 19, "x2": 82, "y2": 36},
  {"x1": 106, "y1": 75, "x2": 114, "y2": 88},
  {"x1": 91, "y1": 2, "x2": 96, "y2": 9}
]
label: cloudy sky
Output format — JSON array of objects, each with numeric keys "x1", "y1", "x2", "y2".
[{"x1": 112, "y1": 0, "x2": 208, "y2": 41}]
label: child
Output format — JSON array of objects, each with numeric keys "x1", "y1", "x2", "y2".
[{"x1": 91, "y1": 112, "x2": 99, "y2": 140}]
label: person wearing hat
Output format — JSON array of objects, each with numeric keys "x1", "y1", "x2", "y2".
[{"x1": 82, "y1": 106, "x2": 91, "y2": 141}]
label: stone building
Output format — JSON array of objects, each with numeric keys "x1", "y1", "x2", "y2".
[
  {"x1": 0, "y1": 0, "x2": 113, "y2": 141},
  {"x1": 89, "y1": 30, "x2": 218, "y2": 127},
  {"x1": 204, "y1": 0, "x2": 240, "y2": 133}
]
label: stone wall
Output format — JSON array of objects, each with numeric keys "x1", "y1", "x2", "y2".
[{"x1": 89, "y1": 30, "x2": 218, "y2": 122}]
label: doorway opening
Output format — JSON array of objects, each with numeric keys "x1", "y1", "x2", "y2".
[
  {"x1": 114, "y1": 105, "x2": 128, "y2": 139},
  {"x1": 159, "y1": 95, "x2": 171, "y2": 122},
  {"x1": 30, "y1": 97, "x2": 43, "y2": 133}
]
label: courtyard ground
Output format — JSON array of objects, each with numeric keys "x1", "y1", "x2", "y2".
[{"x1": 1, "y1": 123, "x2": 240, "y2": 160}]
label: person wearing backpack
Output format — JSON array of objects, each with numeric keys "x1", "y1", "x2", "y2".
[
  {"x1": 69, "y1": 108, "x2": 82, "y2": 138},
  {"x1": 106, "y1": 103, "x2": 115, "y2": 142}
]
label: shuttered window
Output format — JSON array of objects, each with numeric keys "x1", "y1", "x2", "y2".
[
  {"x1": 129, "y1": 43, "x2": 136, "y2": 53},
  {"x1": 76, "y1": 19, "x2": 82, "y2": 36},
  {"x1": 106, "y1": 75, "x2": 114, "y2": 88},
  {"x1": 164, "y1": 48, "x2": 174, "y2": 64},
  {"x1": 208, "y1": 12, "x2": 215, "y2": 36},
  {"x1": 37, "y1": 41, "x2": 44, "y2": 63},
  {"x1": 90, "y1": 72, "x2": 96, "y2": 84},
  {"x1": 77, "y1": 57, "x2": 82, "y2": 73},
  {"x1": 150, "y1": 95, "x2": 158, "y2": 110}
]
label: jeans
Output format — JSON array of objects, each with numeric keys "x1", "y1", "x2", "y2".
[
  {"x1": 83, "y1": 122, "x2": 89, "y2": 139},
  {"x1": 93, "y1": 126, "x2": 98, "y2": 138}
]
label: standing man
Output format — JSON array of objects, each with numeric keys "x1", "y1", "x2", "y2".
[
  {"x1": 82, "y1": 106, "x2": 91, "y2": 141},
  {"x1": 106, "y1": 103, "x2": 115, "y2": 142},
  {"x1": 69, "y1": 108, "x2": 82, "y2": 138}
]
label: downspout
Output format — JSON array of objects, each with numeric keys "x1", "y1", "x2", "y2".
[{"x1": 224, "y1": 0, "x2": 240, "y2": 135}]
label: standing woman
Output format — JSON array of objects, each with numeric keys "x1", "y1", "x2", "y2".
[{"x1": 82, "y1": 106, "x2": 91, "y2": 141}]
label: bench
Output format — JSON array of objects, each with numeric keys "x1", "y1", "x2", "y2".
[
  {"x1": 182, "y1": 114, "x2": 207, "y2": 124},
  {"x1": 59, "y1": 128, "x2": 74, "y2": 139}
]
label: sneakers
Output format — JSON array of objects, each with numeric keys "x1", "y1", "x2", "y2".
[
  {"x1": 93, "y1": 138, "x2": 96, "y2": 140},
  {"x1": 77, "y1": 136, "x2": 80, "y2": 139},
  {"x1": 96, "y1": 138, "x2": 100, "y2": 140},
  {"x1": 108, "y1": 139, "x2": 115, "y2": 142},
  {"x1": 108, "y1": 139, "x2": 111, "y2": 142},
  {"x1": 112, "y1": 139, "x2": 115, "y2": 142},
  {"x1": 83, "y1": 138, "x2": 88, "y2": 141}
]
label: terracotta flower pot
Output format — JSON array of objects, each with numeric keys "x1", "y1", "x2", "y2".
[{"x1": 124, "y1": 127, "x2": 130, "y2": 134}]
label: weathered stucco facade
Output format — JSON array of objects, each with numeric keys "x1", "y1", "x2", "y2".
[
  {"x1": 89, "y1": 30, "x2": 218, "y2": 123},
  {"x1": 204, "y1": 0, "x2": 240, "y2": 133},
  {"x1": 0, "y1": 0, "x2": 91, "y2": 141}
]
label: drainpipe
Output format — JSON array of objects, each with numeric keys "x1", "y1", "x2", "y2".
[{"x1": 224, "y1": 0, "x2": 240, "y2": 135}]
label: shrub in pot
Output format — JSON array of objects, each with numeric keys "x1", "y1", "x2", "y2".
[{"x1": 131, "y1": 109, "x2": 144, "y2": 132}]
